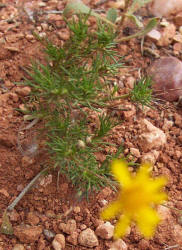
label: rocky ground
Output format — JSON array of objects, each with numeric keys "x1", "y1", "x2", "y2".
[{"x1": 1, "y1": 0, "x2": 182, "y2": 249}]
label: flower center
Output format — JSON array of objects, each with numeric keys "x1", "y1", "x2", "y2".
[{"x1": 121, "y1": 184, "x2": 150, "y2": 213}]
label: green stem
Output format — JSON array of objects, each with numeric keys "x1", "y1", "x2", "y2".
[{"x1": 117, "y1": 0, "x2": 132, "y2": 30}]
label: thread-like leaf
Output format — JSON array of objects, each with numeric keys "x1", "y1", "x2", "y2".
[
  {"x1": 106, "y1": 8, "x2": 118, "y2": 24},
  {"x1": 63, "y1": 0, "x2": 116, "y2": 28},
  {"x1": 127, "y1": 0, "x2": 152, "y2": 15},
  {"x1": 126, "y1": 14, "x2": 143, "y2": 28},
  {"x1": 117, "y1": 17, "x2": 158, "y2": 42}
]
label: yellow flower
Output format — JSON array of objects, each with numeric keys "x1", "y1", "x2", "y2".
[{"x1": 100, "y1": 159, "x2": 167, "y2": 239}]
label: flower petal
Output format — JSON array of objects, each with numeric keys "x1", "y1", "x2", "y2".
[
  {"x1": 136, "y1": 162, "x2": 151, "y2": 181},
  {"x1": 114, "y1": 214, "x2": 131, "y2": 239},
  {"x1": 151, "y1": 192, "x2": 168, "y2": 204},
  {"x1": 111, "y1": 159, "x2": 131, "y2": 187},
  {"x1": 100, "y1": 199, "x2": 122, "y2": 220},
  {"x1": 135, "y1": 207, "x2": 160, "y2": 238},
  {"x1": 142, "y1": 177, "x2": 168, "y2": 204},
  {"x1": 149, "y1": 177, "x2": 167, "y2": 191}
]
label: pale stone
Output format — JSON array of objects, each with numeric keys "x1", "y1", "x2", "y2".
[
  {"x1": 157, "y1": 24, "x2": 176, "y2": 46},
  {"x1": 73, "y1": 206, "x2": 80, "y2": 213},
  {"x1": 66, "y1": 231, "x2": 78, "y2": 246},
  {"x1": 38, "y1": 2, "x2": 46, "y2": 7},
  {"x1": 172, "y1": 224, "x2": 182, "y2": 245},
  {"x1": 173, "y1": 42, "x2": 182, "y2": 53},
  {"x1": 151, "y1": 0, "x2": 182, "y2": 17},
  {"x1": 125, "y1": 76, "x2": 135, "y2": 89},
  {"x1": 41, "y1": 23, "x2": 49, "y2": 31},
  {"x1": 109, "y1": 239, "x2": 128, "y2": 250},
  {"x1": 21, "y1": 156, "x2": 35, "y2": 168},
  {"x1": 15, "y1": 87, "x2": 31, "y2": 97},
  {"x1": 0, "y1": 188, "x2": 9, "y2": 197},
  {"x1": 175, "y1": 150, "x2": 182, "y2": 159},
  {"x1": 43, "y1": 229, "x2": 55, "y2": 241},
  {"x1": 147, "y1": 29, "x2": 161, "y2": 42},
  {"x1": 57, "y1": 29, "x2": 70, "y2": 40},
  {"x1": 26, "y1": 34, "x2": 35, "y2": 41},
  {"x1": 108, "y1": 0, "x2": 125, "y2": 9},
  {"x1": 138, "y1": 119, "x2": 166, "y2": 152},
  {"x1": 78, "y1": 228, "x2": 98, "y2": 247},
  {"x1": 173, "y1": 33, "x2": 182, "y2": 43},
  {"x1": 130, "y1": 148, "x2": 140, "y2": 158},
  {"x1": 160, "y1": 19, "x2": 170, "y2": 27},
  {"x1": 179, "y1": 26, "x2": 182, "y2": 35},
  {"x1": 99, "y1": 199, "x2": 108, "y2": 206},
  {"x1": 80, "y1": 224, "x2": 87, "y2": 230},
  {"x1": 162, "y1": 119, "x2": 174, "y2": 131},
  {"x1": 12, "y1": 244, "x2": 25, "y2": 250},
  {"x1": 39, "y1": 32, "x2": 46, "y2": 38},
  {"x1": 39, "y1": 174, "x2": 53, "y2": 187},
  {"x1": 52, "y1": 234, "x2": 65, "y2": 250},
  {"x1": 141, "y1": 150, "x2": 159, "y2": 164},
  {"x1": 9, "y1": 92, "x2": 19, "y2": 102},
  {"x1": 157, "y1": 205, "x2": 172, "y2": 221},
  {"x1": 95, "y1": 222, "x2": 114, "y2": 239},
  {"x1": 59, "y1": 219, "x2": 77, "y2": 234},
  {"x1": 9, "y1": 209, "x2": 19, "y2": 222},
  {"x1": 27, "y1": 212, "x2": 40, "y2": 226},
  {"x1": 5, "y1": 46, "x2": 20, "y2": 52},
  {"x1": 97, "y1": 187, "x2": 112, "y2": 199}
]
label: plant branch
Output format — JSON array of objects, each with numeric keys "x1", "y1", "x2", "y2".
[{"x1": 7, "y1": 167, "x2": 49, "y2": 211}]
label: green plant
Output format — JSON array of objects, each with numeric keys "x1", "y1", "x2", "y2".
[
  {"x1": 22, "y1": 14, "x2": 152, "y2": 197},
  {"x1": 64, "y1": 0, "x2": 158, "y2": 42},
  {"x1": 130, "y1": 77, "x2": 153, "y2": 107}
]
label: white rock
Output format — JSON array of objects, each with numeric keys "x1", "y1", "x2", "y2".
[
  {"x1": 66, "y1": 231, "x2": 78, "y2": 246},
  {"x1": 125, "y1": 76, "x2": 135, "y2": 89},
  {"x1": 99, "y1": 199, "x2": 108, "y2": 206},
  {"x1": 73, "y1": 206, "x2": 80, "y2": 213},
  {"x1": 15, "y1": 87, "x2": 31, "y2": 97},
  {"x1": 151, "y1": 0, "x2": 182, "y2": 17},
  {"x1": 39, "y1": 174, "x2": 53, "y2": 187},
  {"x1": 172, "y1": 224, "x2": 182, "y2": 245},
  {"x1": 179, "y1": 26, "x2": 182, "y2": 35},
  {"x1": 78, "y1": 228, "x2": 98, "y2": 247},
  {"x1": 157, "y1": 23, "x2": 176, "y2": 46},
  {"x1": 130, "y1": 148, "x2": 140, "y2": 158},
  {"x1": 109, "y1": 239, "x2": 128, "y2": 250},
  {"x1": 173, "y1": 33, "x2": 182, "y2": 43},
  {"x1": 108, "y1": 0, "x2": 125, "y2": 9},
  {"x1": 138, "y1": 119, "x2": 166, "y2": 152},
  {"x1": 52, "y1": 234, "x2": 65, "y2": 250},
  {"x1": 162, "y1": 118, "x2": 174, "y2": 131},
  {"x1": 12, "y1": 244, "x2": 25, "y2": 250},
  {"x1": 147, "y1": 29, "x2": 161, "y2": 42},
  {"x1": 141, "y1": 150, "x2": 160, "y2": 164},
  {"x1": 95, "y1": 222, "x2": 114, "y2": 239},
  {"x1": 38, "y1": 2, "x2": 46, "y2": 7},
  {"x1": 157, "y1": 205, "x2": 172, "y2": 221},
  {"x1": 160, "y1": 19, "x2": 170, "y2": 27},
  {"x1": 59, "y1": 219, "x2": 77, "y2": 235},
  {"x1": 39, "y1": 32, "x2": 46, "y2": 38}
]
